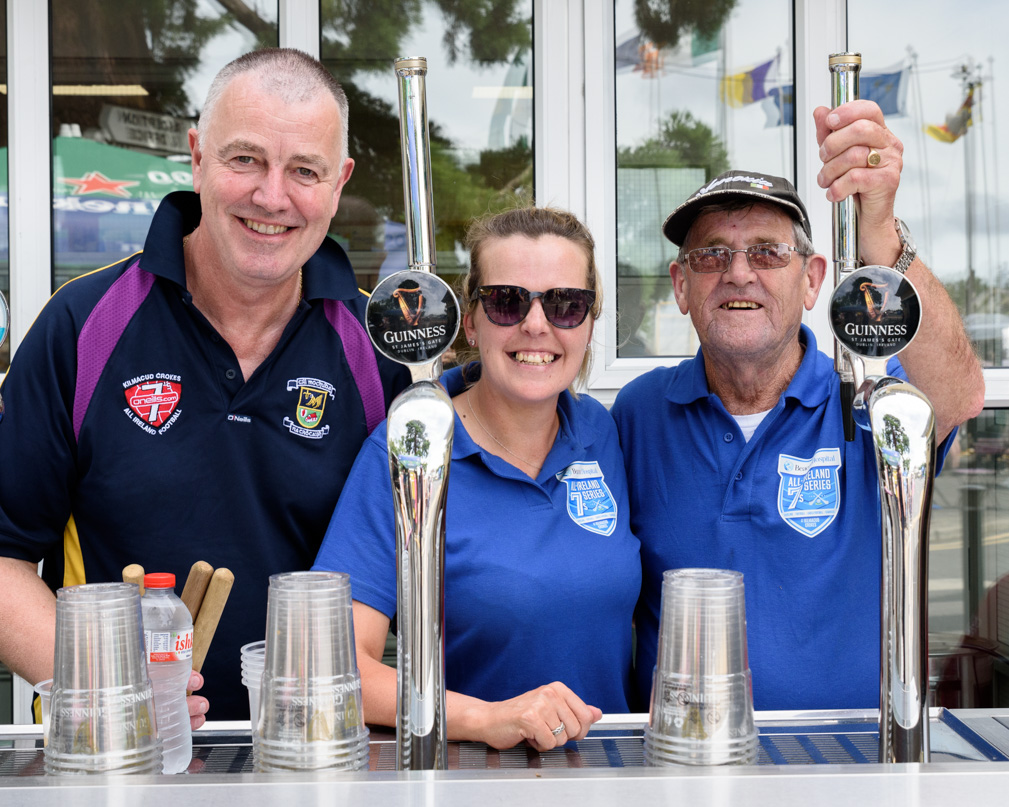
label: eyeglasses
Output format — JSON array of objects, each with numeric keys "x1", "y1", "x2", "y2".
[
  {"x1": 471, "y1": 285, "x2": 596, "y2": 329},
  {"x1": 685, "y1": 242, "x2": 801, "y2": 274}
]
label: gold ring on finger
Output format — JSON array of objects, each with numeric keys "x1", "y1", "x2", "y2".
[{"x1": 867, "y1": 148, "x2": 881, "y2": 168}]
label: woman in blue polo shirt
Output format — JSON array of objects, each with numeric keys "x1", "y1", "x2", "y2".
[{"x1": 313, "y1": 207, "x2": 640, "y2": 751}]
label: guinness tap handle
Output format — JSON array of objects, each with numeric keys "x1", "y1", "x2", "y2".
[{"x1": 829, "y1": 53, "x2": 862, "y2": 442}]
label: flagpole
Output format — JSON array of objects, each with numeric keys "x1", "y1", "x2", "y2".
[
  {"x1": 961, "y1": 60, "x2": 976, "y2": 319},
  {"x1": 988, "y1": 56, "x2": 1002, "y2": 321},
  {"x1": 908, "y1": 47, "x2": 934, "y2": 262}
]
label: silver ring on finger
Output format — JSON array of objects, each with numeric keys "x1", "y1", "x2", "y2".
[{"x1": 551, "y1": 722, "x2": 565, "y2": 737}]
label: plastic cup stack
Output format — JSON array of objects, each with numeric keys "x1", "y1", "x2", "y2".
[
  {"x1": 253, "y1": 572, "x2": 369, "y2": 772},
  {"x1": 643, "y1": 569, "x2": 759, "y2": 767},
  {"x1": 44, "y1": 583, "x2": 163, "y2": 775},
  {"x1": 241, "y1": 640, "x2": 265, "y2": 734}
]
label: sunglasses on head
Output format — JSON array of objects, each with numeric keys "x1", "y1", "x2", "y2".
[{"x1": 471, "y1": 285, "x2": 596, "y2": 329}]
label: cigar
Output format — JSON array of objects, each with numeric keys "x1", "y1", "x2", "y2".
[
  {"x1": 122, "y1": 564, "x2": 145, "y2": 596},
  {"x1": 189, "y1": 567, "x2": 234, "y2": 692},
  {"x1": 180, "y1": 560, "x2": 214, "y2": 623}
]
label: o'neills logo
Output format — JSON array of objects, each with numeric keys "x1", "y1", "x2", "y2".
[{"x1": 383, "y1": 325, "x2": 448, "y2": 344}]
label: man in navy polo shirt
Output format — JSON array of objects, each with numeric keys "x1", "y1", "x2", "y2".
[
  {"x1": 0, "y1": 49, "x2": 408, "y2": 722},
  {"x1": 613, "y1": 101, "x2": 984, "y2": 711}
]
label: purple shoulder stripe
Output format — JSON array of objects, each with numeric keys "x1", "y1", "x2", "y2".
[
  {"x1": 324, "y1": 299, "x2": 384, "y2": 435},
  {"x1": 73, "y1": 261, "x2": 155, "y2": 441}
]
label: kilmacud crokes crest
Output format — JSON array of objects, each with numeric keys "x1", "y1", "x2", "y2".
[
  {"x1": 777, "y1": 448, "x2": 842, "y2": 537},
  {"x1": 556, "y1": 461, "x2": 617, "y2": 536},
  {"x1": 122, "y1": 373, "x2": 182, "y2": 435},
  {"x1": 284, "y1": 377, "x2": 336, "y2": 439}
]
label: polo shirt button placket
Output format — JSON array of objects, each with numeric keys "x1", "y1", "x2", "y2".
[{"x1": 225, "y1": 368, "x2": 237, "y2": 380}]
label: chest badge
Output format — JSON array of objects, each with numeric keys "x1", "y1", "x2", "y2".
[
  {"x1": 122, "y1": 374, "x2": 182, "y2": 435},
  {"x1": 777, "y1": 448, "x2": 842, "y2": 537},
  {"x1": 556, "y1": 461, "x2": 618, "y2": 536},
  {"x1": 284, "y1": 377, "x2": 335, "y2": 439}
]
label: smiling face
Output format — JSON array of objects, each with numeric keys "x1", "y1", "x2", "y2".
[
  {"x1": 188, "y1": 71, "x2": 355, "y2": 289},
  {"x1": 464, "y1": 234, "x2": 594, "y2": 407},
  {"x1": 670, "y1": 204, "x2": 825, "y2": 367}
]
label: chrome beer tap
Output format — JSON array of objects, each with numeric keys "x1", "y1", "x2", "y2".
[
  {"x1": 365, "y1": 57, "x2": 459, "y2": 771},
  {"x1": 829, "y1": 53, "x2": 934, "y2": 764}
]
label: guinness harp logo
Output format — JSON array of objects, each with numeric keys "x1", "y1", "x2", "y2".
[{"x1": 393, "y1": 281, "x2": 424, "y2": 326}]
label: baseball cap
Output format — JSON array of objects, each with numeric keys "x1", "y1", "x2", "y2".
[{"x1": 661, "y1": 170, "x2": 812, "y2": 247}]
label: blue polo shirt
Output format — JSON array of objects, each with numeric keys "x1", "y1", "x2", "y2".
[
  {"x1": 612, "y1": 325, "x2": 953, "y2": 711},
  {"x1": 0, "y1": 191, "x2": 409, "y2": 719},
  {"x1": 313, "y1": 365, "x2": 641, "y2": 713}
]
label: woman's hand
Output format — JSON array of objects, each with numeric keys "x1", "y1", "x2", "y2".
[{"x1": 461, "y1": 682, "x2": 602, "y2": 751}]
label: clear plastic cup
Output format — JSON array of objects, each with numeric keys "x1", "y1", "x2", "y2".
[
  {"x1": 241, "y1": 640, "x2": 266, "y2": 733},
  {"x1": 45, "y1": 582, "x2": 163, "y2": 775},
  {"x1": 253, "y1": 572, "x2": 368, "y2": 772},
  {"x1": 644, "y1": 569, "x2": 758, "y2": 767},
  {"x1": 34, "y1": 679, "x2": 52, "y2": 746}
]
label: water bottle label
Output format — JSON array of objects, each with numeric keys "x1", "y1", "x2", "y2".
[{"x1": 144, "y1": 628, "x2": 194, "y2": 662}]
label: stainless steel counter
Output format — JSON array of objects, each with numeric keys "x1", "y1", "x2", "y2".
[{"x1": 3, "y1": 710, "x2": 1009, "y2": 805}]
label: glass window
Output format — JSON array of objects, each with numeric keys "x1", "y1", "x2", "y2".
[
  {"x1": 850, "y1": 0, "x2": 1009, "y2": 710},
  {"x1": 320, "y1": 0, "x2": 533, "y2": 313},
  {"x1": 848, "y1": 2, "x2": 1006, "y2": 369},
  {"x1": 50, "y1": 0, "x2": 278, "y2": 290},
  {"x1": 931, "y1": 413, "x2": 1009, "y2": 708},
  {"x1": 614, "y1": 0, "x2": 794, "y2": 358},
  {"x1": 0, "y1": 3, "x2": 7, "y2": 376}
]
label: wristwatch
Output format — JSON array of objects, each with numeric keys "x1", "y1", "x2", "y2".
[{"x1": 893, "y1": 218, "x2": 917, "y2": 274}]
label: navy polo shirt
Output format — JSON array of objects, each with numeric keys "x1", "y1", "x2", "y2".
[{"x1": 0, "y1": 191, "x2": 409, "y2": 719}]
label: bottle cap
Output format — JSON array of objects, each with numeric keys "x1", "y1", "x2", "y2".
[{"x1": 143, "y1": 572, "x2": 176, "y2": 589}]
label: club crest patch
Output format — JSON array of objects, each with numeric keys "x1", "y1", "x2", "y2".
[
  {"x1": 122, "y1": 373, "x2": 182, "y2": 436},
  {"x1": 556, "y1": 461, "x2": 618, "y2": 536},
  {"x1": 777, "y1": 448, "x2": 842, "y2": 537},
  {"x1": 284, "y1": 377, "x2": 336, "y2": 439}
]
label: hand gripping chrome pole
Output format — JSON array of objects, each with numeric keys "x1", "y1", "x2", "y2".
[{"x1": 828, "y1": 52, "x2": 934, "y2": 764}]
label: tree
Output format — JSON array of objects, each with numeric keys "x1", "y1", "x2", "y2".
[
  {"x1": 633, "y1": 0, "x2": 738, "y2": 49},
  {"x1": 619, "y1": 110, "x2": 729, "y2": 180}
]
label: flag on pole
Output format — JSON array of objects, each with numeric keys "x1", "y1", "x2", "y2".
[
  {"x1": 861, "y1": 69, "x2": 907, "y2": 116},
  {"x1": 691, "y1": 30, "x2": 720, "y2": 65},
  {"x1": 763, "y1": 84, "x2": 794, "y2": 127},
  {"x1": 925, "y1": 87, "x2": 975, "y2": 143},
  {"x1": 615, "y1": 31, "x2": 665, "y2": 78},
  {"x1": 720, "y1": 57, "x2": 776, "y2": 107}
]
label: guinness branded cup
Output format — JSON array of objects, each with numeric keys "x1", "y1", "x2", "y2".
[
  {"x1": 254, "y1": 572, "x2": 369, "y2": 772},
  {"x1": 644, "y1": 569, "x2": 759, "y2": 767},
  {"x1": 45, "y1": 583, "x2": 163, "y2": 775}
]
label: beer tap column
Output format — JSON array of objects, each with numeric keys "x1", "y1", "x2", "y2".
[
  {"x1": 829, "y1": 54, "x2": 863, "y2": 442},
  {"x1": 365, "y1": 57, "x2": 460, "y2": 771},
  {"x1": 827, "y1": 52, "x2": 934, "y2": 764}
]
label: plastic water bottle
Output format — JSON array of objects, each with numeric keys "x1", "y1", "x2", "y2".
[{"x1": 141, "y1": 572, "x2": 193, "y2": 774}]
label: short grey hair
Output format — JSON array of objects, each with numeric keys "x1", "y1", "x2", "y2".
[
  {"x1": 197, "y1": 48, "x2": 350, "y2": 164},
  {"x1": 676, "y1": 200, "x2": 815, "y2": 265}
]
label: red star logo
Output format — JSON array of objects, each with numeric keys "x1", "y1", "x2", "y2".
[{"x1": 61, "y1": 171, "x2": 140, "y2": 198}]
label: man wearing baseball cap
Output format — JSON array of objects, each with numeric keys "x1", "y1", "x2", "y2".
[{"x1": 612, "y1": 101, "x2": 984, "y2": 711}]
